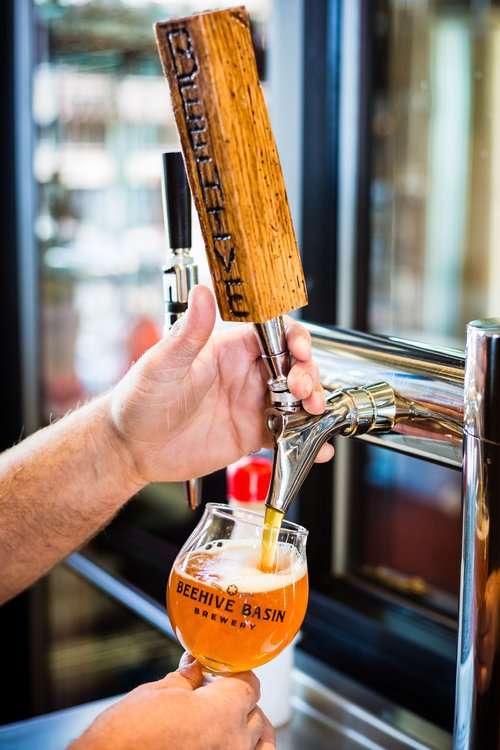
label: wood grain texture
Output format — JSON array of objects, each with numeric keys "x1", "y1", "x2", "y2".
[{"x1": 155, "y1": 6, "x2": 308, "y2": 323}]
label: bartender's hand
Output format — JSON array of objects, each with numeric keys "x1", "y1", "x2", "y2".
[
  {"x1": 70, "y1": 654, "x2": 275, "y2": 750},
  {"x1": 110, "y1": 285, "x2": 332, "y2": 483}
]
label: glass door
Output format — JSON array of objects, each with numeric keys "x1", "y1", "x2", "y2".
[
  {"x1": 345, "y1": 0, "x2": 500, "y2": 619},
  {"x1": 298, "y1": 0, "x2": 500, "y2": 730},
  {"x1": 366, "y1": 0, "x2": 500, "y2": 344},
  {"x1": 34, "y1": 0, "x2": 270, "y2": 419}
]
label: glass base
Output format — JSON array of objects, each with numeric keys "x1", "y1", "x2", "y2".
[{"x1": 198, "y1": 655, "x2": 233, "y2": 676}]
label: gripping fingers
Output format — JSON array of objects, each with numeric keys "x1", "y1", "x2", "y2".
[
  {"x1": 302, "y1": 386, "x2": 327, "y2": 416},
  {"x1": 200, "y1": 671, "x2": 261, "y2": 714},
  {"x1": 287, "y1": 361, "x2": 318, "y2": 400},
  {"x1": 287, "y1": 361, "x2": 326, "y2": 410},
  {"x1": 158, "y1": 656, "x2": 204, "y2": 692},
  {"x1": 316, "y1": 443, "x2": 335, "y2": 463},
  {"x1": 285, "y1": 319, "x2": 312, "y2": 362},
  {"x1": 247, "y1": 707, "x2": 274, "y2": 749},
  {"x1": 256, "y1": 716, "x2": 276, "y2": 750}
]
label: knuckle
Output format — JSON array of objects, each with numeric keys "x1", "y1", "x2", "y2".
[
  {"x1": 254, "y1": 707, "x2": 266, "y2": 730},
  {"x1": 130, "y1": 683, "x2": 152, "y2": 699},
  {"x1": 291, "y1": 325, "x2": 311, "y2": 348},
  {"x1": 162, "y1": 671, "x2": 179, "y2": 685},
  {"x1": 300, "y1": 326, "x2": 312, "y2": 344},
  {"x1": 291, "y1": 361, "x2": 314, "y2": 380},
  {"x1": 266, "y1": 716, "x2": 276, "y2": 738},
  {"x1": 287, "y1": 365, "x2": 301, "y2": 384},
  {"x1": 237, "y1": 676, "x2": 259, "y2": 704},
  {"x1": 304, "y1": 360, "x2": 318, "y2": 379},
  {"x1": 248, "y1": 672, "x2": 261, "y2": 700},
  {"x1": 240, "y1": 681, "x2": 255, "y2": 703}
]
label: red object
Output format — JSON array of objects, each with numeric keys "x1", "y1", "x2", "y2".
[
  {"x1": 127, "y1": 317, "x2": 161, "y2": 364},
  {"x1": 227, "y1": 456, "x2": 272, "y2": 503}
]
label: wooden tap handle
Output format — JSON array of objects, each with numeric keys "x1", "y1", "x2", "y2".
[{"x1": 155, "y1": 6, "x2": 307, "y2": 323}]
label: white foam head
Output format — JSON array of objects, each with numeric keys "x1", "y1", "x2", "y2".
[{"x1": 177, "y1": 538, "x2": 307, "y2": 593}]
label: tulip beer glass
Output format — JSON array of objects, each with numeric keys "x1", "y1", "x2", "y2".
[{"x1": 167, "y1": 503, "x2": 308, "y2": 674}]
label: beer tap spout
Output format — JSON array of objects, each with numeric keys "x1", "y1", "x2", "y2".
[{"x1": 265, "y1": 382, "x2": 397, "y2": 515}]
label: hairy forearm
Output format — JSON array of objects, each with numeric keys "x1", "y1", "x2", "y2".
[{"x1": 0, "y1": 396, "x2": 145, "y2": 603}]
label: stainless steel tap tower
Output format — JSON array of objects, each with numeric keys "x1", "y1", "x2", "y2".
[{"x1": 302, "y1": 319, "x2": 500, "y2": 749}]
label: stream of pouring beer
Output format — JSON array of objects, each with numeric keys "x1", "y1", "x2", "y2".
[{"x1": 260, "y1": 506, "x2": 285, "y2": 572}]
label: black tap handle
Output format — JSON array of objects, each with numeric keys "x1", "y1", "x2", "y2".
[{"x1": 162, "y1": 151, "x2": 191, "y2": 249}]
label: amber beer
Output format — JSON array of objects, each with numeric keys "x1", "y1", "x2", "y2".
[{"x1": 167, "y1": 539, "x2": 308, "y2": 673}]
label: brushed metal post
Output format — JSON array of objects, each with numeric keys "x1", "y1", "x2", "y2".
[{"x1": 454, "y1": 320, "x2": 500, "y2": 749}]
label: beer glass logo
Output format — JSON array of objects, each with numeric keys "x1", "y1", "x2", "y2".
[
  {"x1": 167, "y1": 504, "x2": 309, "y2": 674},
  {"x1": 174, "y1": 572, "x2": 289, "y2": 626}
]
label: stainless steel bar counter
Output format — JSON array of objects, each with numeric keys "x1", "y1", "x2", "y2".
[{"x1": 0, "y1": 652, "x2": 451, "y2": 750}]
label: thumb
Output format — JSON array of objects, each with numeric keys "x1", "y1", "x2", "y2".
[
  {"x1": 165, "y1": 285, "x2": 216, "y2": 367},
  {"x1": 158, "y1": 653, "x2": 204, "y2": 692}
]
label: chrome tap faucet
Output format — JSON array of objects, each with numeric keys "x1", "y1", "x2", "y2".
[
  {"x1": 264, "y1": 382, "x2": 396, "y2": 514},
  {"x1": 254, "y1": 318, "x2": 398, "y2": 514}
]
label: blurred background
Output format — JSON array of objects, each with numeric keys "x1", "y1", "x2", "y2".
[
  {"x1": 2, "y1": 0, "x2": 500, "y2": 735},
  {"x1": 34, "y1": 0, "x2": 269, "y2": 419}
]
